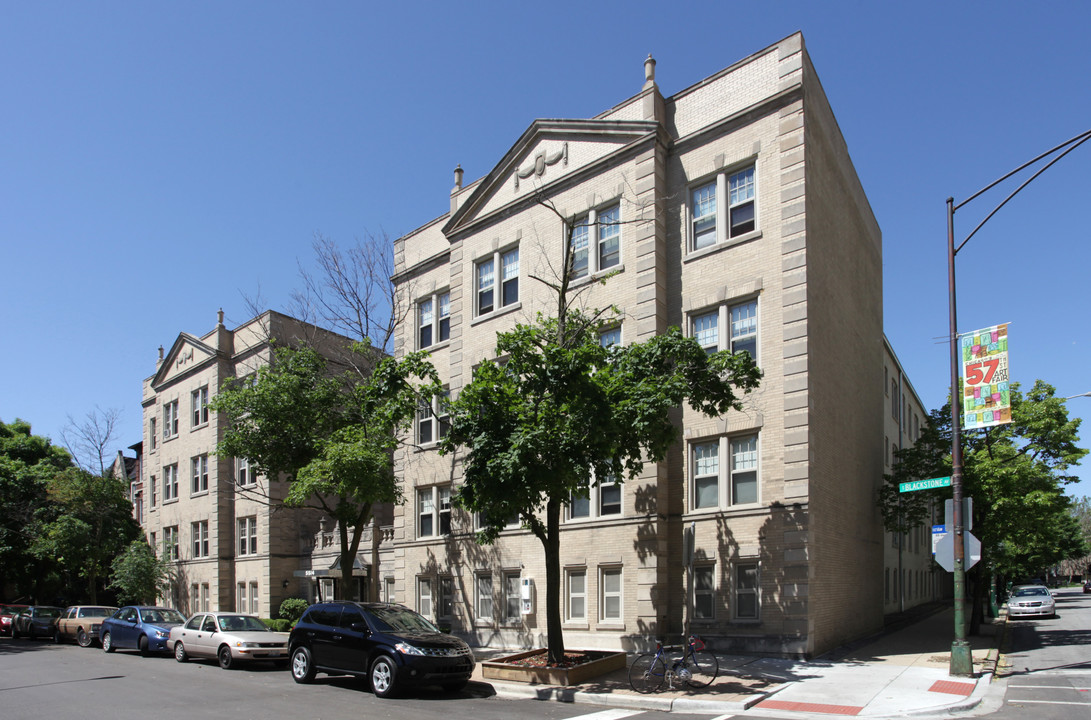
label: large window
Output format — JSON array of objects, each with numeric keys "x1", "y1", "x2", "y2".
[
  {"x1": 236, "y1": 457, "x2": 255, "y2": 487},
  {"x1": 164, "y1": 525, "x2": 179, "y2": 561},
  {"x1": 476, "y1": 247, "x2": 519, "y2": 316},
  {"x1": 691, "y1": 434, "x2": 760, "y2": 509},
  {"x1": 570, "y1": 204, "x2": 620, "y2": 279},
  {"x1": 191, "y1": 454, "x2": 208, "y2": 494},
  {"x1": 566, "y1": 569, "x2": 586, "y2": 621},
  {"x1": 191, "y1": 386, "x2": 209, "y2": 427},
  {"x1": 418, "y1": 292, "x2": 451, "y2": 349},
  {"x1": 568, "y1": 470, "x2": 621, "y2": 520},
  {"x1": 735, "y1": 562, "x2": 759, "y2": 619},
  {"x1": 163, "y1": 463, "x2": 179, "y2": 502},
  {"x1": 600, "y1": 567, "x2": 622, "y2": 622},
  {"x1": 417, "y1": 391, "x2": 449, "y2": 446},
  {"x1": 475, "y1": 573, "x2": 493, "y2": 621},
  {"x1": 191, "y1": 521, "x2": 209, "y2": 558},
  {"x1": 504, "y1": 571, "x2": 521, "y2": 623},
  {"x1": 691, "y1": 299, "x2": 758, "y2": 361},
  {"x1": 237, "y1": 516, "x2": 257, "y2": 556},
  {"x1": 163, "y1": 400, "x2": 179, "y2": 440},
  {"x1": 418, "y1": 486, "x2": 451, "y2": 537},
  {"x1": 689, "y1": 165, "x2": 756, "y2": 251}
]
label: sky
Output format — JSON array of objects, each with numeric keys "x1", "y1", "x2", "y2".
[{"x1": 2, "y1": 1, "x2": 1089, "y2": 497}]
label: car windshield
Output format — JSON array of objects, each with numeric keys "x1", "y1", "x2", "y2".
[
  {"x1": 81, "y1": 607, "x2": 113, "y2": 618},
  {"x1": 37, "y1": 608, "x2": 62, "y2": 618},
  {"x1": 142, "y1": 609, "x2": 186, "y2": 624},
  {"x1": 1013, "y1": 587, "x2": 1049, "y2": 597},
  {"x1": 218, "y1": 615, "x2": 269, "y2": 632},
  {"x1": 367, "y1": 606, "x2": 440, "y2": 634}
]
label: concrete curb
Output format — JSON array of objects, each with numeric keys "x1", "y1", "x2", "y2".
[{"x1": 483, "y1": 677, "x2": 771, "y2": 713}]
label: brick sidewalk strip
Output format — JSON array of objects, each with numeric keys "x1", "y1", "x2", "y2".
[
  {"x1": 929, "y1": 679, "x2": 976, "y2": 696},
  {"x1": 756, "y1": 699, "x2": 864, "y2": 715}
]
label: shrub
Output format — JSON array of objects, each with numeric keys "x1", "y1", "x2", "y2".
[{"x1": 279, "y1": 597, "x2": 309, "y2": 623}]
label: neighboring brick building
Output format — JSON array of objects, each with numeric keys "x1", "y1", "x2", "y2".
[
  {"x1": 140, "y1": 309, "x2": 370, "y2": 617},
  {"x1": 388, "y1": 33, "x2": 934, "y2": 657}
]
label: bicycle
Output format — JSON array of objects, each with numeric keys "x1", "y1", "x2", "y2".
[{"x1": 628, "y1": 634, "x2": 718, "y2": 692}]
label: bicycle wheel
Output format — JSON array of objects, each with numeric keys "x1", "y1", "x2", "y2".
[
  {"x1": 628, "y1": 652, "x2": 666, "y2": 693},
  {"x1": 683, "y1": 648, "x2": 718, "y2": 687}
]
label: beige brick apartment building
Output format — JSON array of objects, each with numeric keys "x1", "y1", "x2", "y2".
[{"x1": 386, "y1": 33, "x2": 937, "y2": 657}]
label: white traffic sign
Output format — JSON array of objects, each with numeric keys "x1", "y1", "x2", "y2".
[{"x1": 934, "y1": 530, "x2": 981, "y2": 572}]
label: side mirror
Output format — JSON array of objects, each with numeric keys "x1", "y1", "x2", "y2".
[{"x1": 349, "y1": 622, "x2": 370, "y2": 635}]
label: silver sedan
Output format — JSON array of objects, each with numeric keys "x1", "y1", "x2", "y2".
[
  {"x1": 169, "y1": 612, "x2": 288, "y2": 669},
  {"x1": 1008, "y1": 585, "x2": 1056, "y2": 618}
]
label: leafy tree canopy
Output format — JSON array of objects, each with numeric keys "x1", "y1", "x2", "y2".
[{"x1": 109, "y1": 539, "x2": 171, "y2": 605}]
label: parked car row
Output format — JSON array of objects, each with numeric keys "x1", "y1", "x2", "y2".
[{"x1": 3, "y1": 600, "x2": 475, "y2": 698}]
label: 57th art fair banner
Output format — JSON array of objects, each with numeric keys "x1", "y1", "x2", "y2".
[{"x1": 961, "y1": 323, "x2": 1011, "y2": 430}]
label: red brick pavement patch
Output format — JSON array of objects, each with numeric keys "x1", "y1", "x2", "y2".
[
  {"x1": 757, "y1": 699, "x2": 864, "y2": 715},
  {"x1": 929, "y1": 679, "x2": 975, "y2": 696}
]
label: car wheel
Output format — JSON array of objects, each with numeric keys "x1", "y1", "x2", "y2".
[
  {"x1": 290, "y1": 647, "x2": 316, "y2": 684},
  {"x1": 174, "y1": 642, "x2": 188, "y2": 663},
  {"x1": 370, "y1": 655, "x2": 398, "y2": 698},
  {"x1": 77, "y1": 628, "x2": 92, "y2": 648},
  {"x1": 102, "y1": 631, "x2": 114, "y2": 653},
  {"x1": 138, "y1": 635, "x2": 149, "y2": 656},
  {"x1": 218, "y1": 645, "x2": 234, "y2": 670}
]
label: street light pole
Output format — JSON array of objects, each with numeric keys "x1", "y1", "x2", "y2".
[{"x1": 945, "y1": 127, "x2": 1091, "y2": 677}]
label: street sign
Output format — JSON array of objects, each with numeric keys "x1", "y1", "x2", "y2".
[
  {"x1": 944, "y1": 497, "x2": 973, "y2": 532},
  {"x1": 899, "y1": 476, "x2": 952, "y2": 493},
  {"x1": 931, "y1": 525, "x2": 946, "y2": 554},
  {"x1": 934, "y1": 530, "x2": 981, "y2": 572}
]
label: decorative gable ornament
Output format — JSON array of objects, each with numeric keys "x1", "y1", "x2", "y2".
[{"x1": 514, "y1": 142, "x2": 567, "y2": 190}]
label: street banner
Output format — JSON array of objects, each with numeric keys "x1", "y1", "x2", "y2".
[{"x1": 961, "y1": 323, "x2": 1011, "y2": 429}]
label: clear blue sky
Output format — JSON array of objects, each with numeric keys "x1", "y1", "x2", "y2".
[{"x1": 2, "y1": 2, "x2": 1089, "y2": 497}]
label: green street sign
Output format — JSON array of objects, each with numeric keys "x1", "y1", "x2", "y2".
[{"x1": 899, "y1": 476, "x2": 952, "y2": 493}]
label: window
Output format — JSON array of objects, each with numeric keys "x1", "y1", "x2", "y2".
[
  {"x1": 418, "y1": 578, "x2": 433, "y2": 618},
  {"x1": 150, "y1": 474, "x2": 157, "y2": 508},
  {"x1": 163, "y1": 400, "x2": 179, "y2": 440},
  {"x1": 236, "y1": 457, "x2": 255, "y2": 487},
  {"x1": 149, "y1": 417, "x2": 157, "y2": 451},
  {"x1": 690, "y1": 299, "x2": 758, "y2": 360},
  {"x1": 600, "y1": 567, "x2": 622, "y2": 622},
  {"x1": 568, "y1": 469, "x2": 621, "y2": 520},
  {"x1": 694, "y1": 564, "x2": 716, "y2": 620},
  {"x1": 191, "y1": 386, "x2": 209, "y2": 427},
  {"x1": 249, "y1": 582, "x2": 259, "y2": 614},
  {"x1": 691, "y1": 434, "x2": 759, "y2": 509},
  {"x1": 191, "y1": 521, "x2": 209, "y2": 558},
  {"x1": 418, "y1": 486, "x2": 451, "y2": 537},
  {"x1": 163, "y1": 463, "x2": 179, "y2": 502},
  {"x1": 475, "y1": 573, "x2": 493, "y2": 620},
  {"x1": 163, "y1": 525, "x2": 179, "y2": 561},
  {"x1": 570, "y1": 204, "x2": 620, "y2": 279},
  {"x1": 191, "y1": 454, "x2": 208, "y2": 494},
  {"x1": 418, "y1": 291, "x2": 451, "y2": 349},
  {"x1": 570, "y1": 219, "x2": 589, "y2": 279},
  {"x1": 190, "y1": 584, "x2": 200, "y2": 614},
  {"x1": 600, "y1": 475, "x2": 621, "y2": 516},
  {"x1": 566, "y1": 569, "x2": 586, "y2": 621},
  {"x1": 597, "y1": 205, "x2": 620, "y2": 270},
  {"x1": 689, "y1": 165, "x2": 756, "y2": 250},
  {"x1": 384, "y1": 577, "x2": 395, "y2": 603},
  {"x1": 476, "y1": 248, "x2": 519, "y2": 316},
  {"x1": 735, "y1": 562, "x2": 759, "y2": 619},
  {"x1": 237, "y1": 583, "x2": 247, "y2": 614},
  {"x1": 237, "y1": 516, "x2": 257, "y2": 556},
  {"x1": 504, "y1": 571, "x2": 521, "y2": 622},
  {"x1": 417, "y1": 391, "x2": 450, "y2": 445},
  {"x1": 599, "y1": 326, "x2": 621, "y2": 348},
  {"x1": 201, "y1": 583, "x2": 210, "y2": 612}
]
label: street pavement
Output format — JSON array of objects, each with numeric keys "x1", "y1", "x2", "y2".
[{"x1": 468, "y1": 602, "x2": 1005, "y2": 717}]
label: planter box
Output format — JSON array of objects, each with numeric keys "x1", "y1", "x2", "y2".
[{"x1": 482, "y1": 649, "x2": 627, "y2": 686}]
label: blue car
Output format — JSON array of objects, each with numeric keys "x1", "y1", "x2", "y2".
[{"x1": 100, "y1": 606, "x2": 186, "y2": 655}]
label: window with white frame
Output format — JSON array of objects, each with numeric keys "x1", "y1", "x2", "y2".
[
  {"x1": 475, "y1": 573, "x2": 493, "y2": 621},
  {"x1": 476, "y1": 247, "x2": 519, "y2": 316},
  {"x1": 163, "y1": 400, "x2": 179, "y2": 440},
  {"x1": 735, "y1": 562, "x2": 759, "y2": 619},
  {"x1": 417, "y1": 391, "x2": 449, "y2": 445},
  {"x1": 570, "y1": 204, "x2": 620, "y2": 279},
  {"x1": 236, "y1": 457, "x2": 255, "y2": 487},
  {"x1": 249, "y1": 581, "x2": 258, "y2": 614},
  {"x1": 201, "y1": 583, "x2": 210, "y2": 611},
  {"x1": 568, "y1": 469, "x2": 621, "y2": 520},
  {"x1": 164, "y1": 525, "x2": 179, "y2": 561},
  {"x1": 691, "y1": 299, "x2": 758, "y2": 361},
  {"x1": 600, "y1": 567, "x2": 622, "y2": 622},
  {"x1": 694, "y1": 564, "x2": 716, "y2": 619},
  {"x1": 237, "y1": 582, "x2": 247, "y2": 613},
  {"x1": 191, "y1": 386, "x2": 209, "y2": 427},
  {"x1": 597, "y1": 205, "x2": 620, "y2": 270},
  {"x1": 418, "y1": 291, "x2": 451, "y2": 349},
  {"x1": 191, "y1": 520, "x2": 209, "y2": 558},
  {"x1": 149, "y1": 417, "x2": 157, "y2": 451},
  {"x1": 566, "y1": 568, "x2": 586, "y2": 621},
  {"x1": 570, "y1": 218, "x2": 589, "y2": 279},
  {"x1": 384, "y1": 577, "x2": 395, "y2": 603},
  {"x1": 190, "y1": 583, "x2": 199, "y2": 614},
  {"x1": 599, "y1": 326, "x2": 621, "y2": 348},
  {"x1": 191, "y1": 454, "x2": 208, "y2": 494},
  {"x1": 163, "y1": 463, "x2": 179, "y2": 502},
  {"x1": 237, "y1": 516, "x2": 257, "y2": 556},
  {"x1": 418, "y1": 577, "x2": 433, "y2": 618},
  {"x1": 504, "y1": 571, "x2": 521, "y2": 622},
  {"x1": 691, "y1": 434, "x2": 760, "y2": 509},
  {"x1": 688, "y1": 165, "x2": 756, "y2": 251},
  {"x1": 150, "y1": 474, "x2": 157, "y2": 508},
  {"x1": 418, "y1": 486, "x2": 451, "y2": 537}
]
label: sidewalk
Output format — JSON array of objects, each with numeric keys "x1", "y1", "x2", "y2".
[{"x1": 466, "y1": 604, "x2": 1004, "y2": 717}]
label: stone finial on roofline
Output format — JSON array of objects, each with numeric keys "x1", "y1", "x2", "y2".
[{"x1": 644, "y1": 54, "x2": 656, "y2": 90}]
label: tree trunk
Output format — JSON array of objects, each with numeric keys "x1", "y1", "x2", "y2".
[
  {"x1": 337, "y1": 502, "x2": 371, "y2": 601},
  {"x1": 543, "y1": 497, "x2": 564, "y2": 664}
]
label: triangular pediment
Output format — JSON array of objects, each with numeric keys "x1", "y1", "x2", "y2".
[
  {"x1": 443, "y1": 118, "x2": 658, "y2": 237},
  {"x1": 152, "y1": 332, "x2": 219, "y2": 388}
]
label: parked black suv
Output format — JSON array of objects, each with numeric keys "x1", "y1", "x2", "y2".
[{"x1": 288, "y1": 602, "x2": 474, "y2": 697}]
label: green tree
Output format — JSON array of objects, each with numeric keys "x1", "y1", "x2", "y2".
[
  {"x1": 213, "y1": 344, "x2": 439, "y2": 600},
  {"x1": 441, "y1": 308, "x2": 760, "y2": 662},
  {"x1": 109, "y1": 539, "x2": 171, "y2": 604},
  {"x1": 880, "y1": 380, "x2": 1087, "y2": 629},
  {"x1": 0, "y1": 419, "x2": 72, "y2": 599},
  {"x1": 34, "y1": 467, "x2": 141, "y2": 603}
]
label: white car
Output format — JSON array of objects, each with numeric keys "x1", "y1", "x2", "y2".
[
  {"x1": 1007, "y1": 585, "x2": 1056, "y2": 618},
  {"x1": 169, "y1": 612, "x2": 288, "y2": 669}
]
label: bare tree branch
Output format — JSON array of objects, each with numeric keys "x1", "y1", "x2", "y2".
[{"x1": 61, "y1": 406, "x2": 122, "y2": 475}]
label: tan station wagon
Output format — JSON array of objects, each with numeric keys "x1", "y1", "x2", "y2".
[{"x1": 55, "y1": 605, "x2": 118, "y2": 646}]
